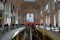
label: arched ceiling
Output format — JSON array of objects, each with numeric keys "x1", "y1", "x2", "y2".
[
  {"x1": 11, "y1": 0, "x2": 48, "y2": 13},
  {"x1": 19, "y1": 0, "x2": 48, "y2": 8}
]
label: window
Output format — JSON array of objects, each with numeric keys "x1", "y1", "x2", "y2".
[
  {"x1": 15, "y1": 20, "x2": 18, "y2": 24},
  {"x1": 24, "y1": 0, "x2": 36, "y2": 2},
  {"x1": 26, "y1": 13, "x2": 34, "y2": 22},
  {"x1": 46, "y1": 4, "x2": 48, "y2": 10},
  {"x1": 7, "y1": 18, "x2": 11, "y2": 25},
  {"x1": 44, "y1": 3, "x2": 50, "y2": 13},
  {"x1": 44, "y1": 4, "x2": 49, "y2": 12},
  {"x1": 54, "y1": 0, "x2": 57, "y2": 2}
]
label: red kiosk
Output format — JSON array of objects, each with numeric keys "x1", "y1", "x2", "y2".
[{"x1": 24, "y1": 21, "x2": 40, "y2": 27}]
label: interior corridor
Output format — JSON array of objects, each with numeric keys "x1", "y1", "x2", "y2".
[{"x1": 0, "y1": 0, "x2": 60, "y2": 40}]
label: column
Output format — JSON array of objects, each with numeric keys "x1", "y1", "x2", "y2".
[
  {"x1": 57, "y1": 10, "x2": 60, "y2": 27},
  {"x1": 11, "y1": 11, "x2": 15, "y2": 24},
  {"x1": 54, "y1": 15, "x2": 56, "y2": 26},
  {"x1": 15, "y1": 10, "x2": 18, "y2": 24},
  {"x1": 55, "y1": 12, "x2": 58, "y2": 27},
  {"x1": 50, "y1": 14, "x2": 54, "y2": 26},
  {"x1": 4, "y1": 3, "x2": 10, "y2": 24},
  {"x1": 48, "y1": 16, "x2": 50, "y2": 26}
]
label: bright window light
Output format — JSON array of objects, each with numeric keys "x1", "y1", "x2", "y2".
[
  {"x1": 26, "y1": 13, "x2": 34, "y2": 22},
  {"x1": 54, "y1": 0, "x2": 57, "y2": 2},
  {"x1": 15, "y1": 20, "x2": 18, "y2": 24},
  {"x1": 7, "y1": 18, "x2": 11, "y2": 25},
  {"x1": 46, "y1": 4, "x2": 48, "y2": 10},
  {"x1": 41, "y1": 19, "x2": 43, "y2": 24},
  {"x1": 44, "y1": 4, "x2": 49, "y2": 12}
]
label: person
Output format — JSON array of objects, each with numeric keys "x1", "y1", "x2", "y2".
[
  {"x1": 32, "y1": 24, "x2": 36, "y2": 35},
  {"x1": 0, "y1": 23, "x2": 2, "y2": 28},
  {"x1": 56, "y1": 24, "x2": 58, "y2": 27},
  {"x1": 26, "y1": 23, "x2": 30, "y2": 33},
  {"x1": 40, "y1": 24, "x2": 44, "y2": 28},
  {"x1": 32, "y1": 24, "x2": 39, "y2": 40},
  {"x1": 49, "y1": 24, "x2": 52, "y2": 30}
]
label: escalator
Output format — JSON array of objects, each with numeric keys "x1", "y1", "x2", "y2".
[
  {"x1": 3, "y1": 26, "x2": 59, "y2": 40},
  {"x1": 11, "y1": 27, "x2": 40, "y2": 40},
  {"x1": 23, "y1": 28, "x2": 40, "y2": 40},
  {"x1": 11, "y1": 28, "x2": 60, "y2": 40}
]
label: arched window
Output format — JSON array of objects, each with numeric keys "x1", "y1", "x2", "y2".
[
  {"x1": 26, "y1": 13, "x2": 34, "y2": 22},
  {"x1": 54, "y1": 0, "x2": 57, "y2": 2}
]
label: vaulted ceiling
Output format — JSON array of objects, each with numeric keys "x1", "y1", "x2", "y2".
[{"x1": 11, "y1": 0, "x2": 48, "y2": 12}]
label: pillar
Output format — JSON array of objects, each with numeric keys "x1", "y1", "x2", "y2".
[
  {"x1": 57, "y1": 10, "x2": 60, "y2": 27},
  {"x1": 15, "y1": 10, "x2": 18, "y2": 24},
  {"x1": 50, "y1": 14, "x2": 54, "y2": 26},
  {"x1": 53, "y1": 15, "x2": 56, "y2": 26}
]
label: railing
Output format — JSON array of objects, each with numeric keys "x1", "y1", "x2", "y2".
[
  {"x1": 36, "y1": 27, "x2": 60, "y2": 40},
  {"x1": 11, "y1": 29, "x2": 25, "y2": 40},
  {"x1": 38, "y1": 25, "x2": 60, "y2": 35},
  {"x1": 0, "y1": 24, "x2": 60, "y2": 40},
  {"x1": 0, "y1": 27, "x2": 25, "y2": 40},
  {"x1": 11, "y1": 27, "x2": 32, "y2": 40},
  {"x1": 11, "y1": 25, "x2": 60, "y2": 40},
  {"x1": 0, "y1": 24, "x2": 25, "y2": 37}
]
